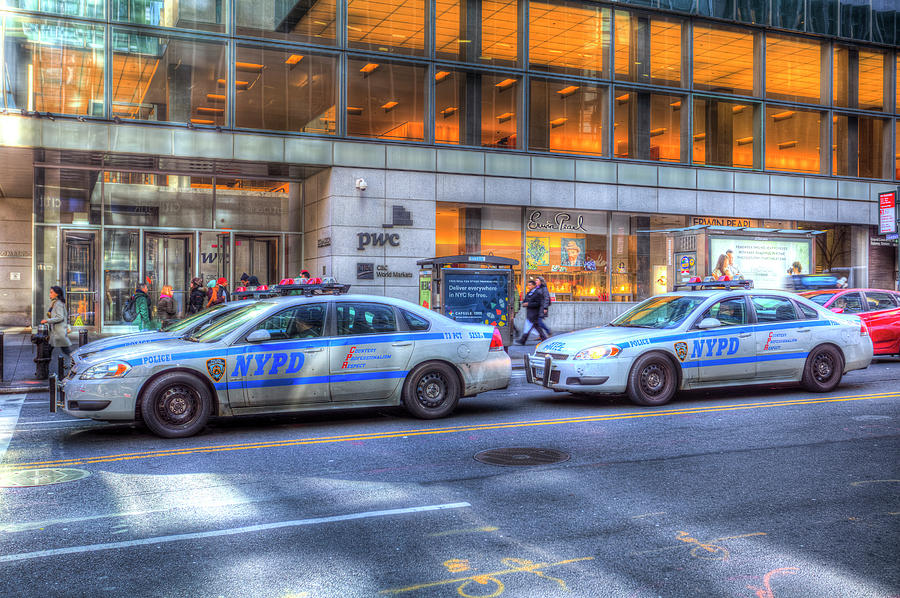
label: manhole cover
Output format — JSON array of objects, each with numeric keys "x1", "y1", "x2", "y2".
[
  {"x1": 0, "y1": 468, "x2": 91, "y2": 488},
  {"x1": 474, "y1": 447, "x2": 569, "y2": 467}
]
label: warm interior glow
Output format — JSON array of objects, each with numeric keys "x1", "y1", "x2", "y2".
[
  {"x1": 347, "y1": 0, "x2": 425, "y2": 53},
  {"x1": 766, "y1": 35, "x2": 821, "y2": 103},
  {"x1": 693, "y1": 24, "x2": 754, "y2": 94},
  {"x1": 530, "y1": 0, "x2": 609, "y2": 74}
]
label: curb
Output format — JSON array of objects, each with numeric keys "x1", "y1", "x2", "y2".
[{"x1": 0, "y1": 386, "x2": 49, "y2": 395}]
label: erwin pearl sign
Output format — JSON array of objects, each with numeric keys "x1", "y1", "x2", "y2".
[{"x1": 526, "y1": 210, "x2": 607, "y2": 234}]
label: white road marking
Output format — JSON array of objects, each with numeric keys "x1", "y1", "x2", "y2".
[
  {"x1": 17, "y1": 419, "x2": 92, "y2": 426},
  {"x1": 0, "y1": 502, "x2": 472, "y2": 563},
  {"x1": 0, "y1": 394, "x2": 26, "y2": 464}
]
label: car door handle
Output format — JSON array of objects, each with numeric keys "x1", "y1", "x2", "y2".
[
  {"x1": 302, "y1": 348, "x2": 324, "y2": 353},
  {"x1": 797, "y1": 328, "x2": 811, "y2": 333},
  {"x1": 392, "y1": 342, "x2": 413, "y2": 347},
  {"x1": 738, "y1": 333, "x2": 752, "y2": 338}
]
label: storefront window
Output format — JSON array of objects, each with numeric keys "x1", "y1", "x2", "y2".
[
  {"x1": 235, "y1": 46, "x2": 336, "y2": 134},
  {"x1": 103, "y1": 172, "x2": 213, "y2": 228},
  {"x1": 347, "y1": 0, "x2": 425, "y2": 56},
  {"x1": 766, "y1": 34, "x2": 823, "y2": 104},
  {"x1": 435, "y1": 70, "x2": 519, "y2": 148},
  {"x1": 35, "y1": 168, "x2": 101, "y2": 225},
  {"x1": 834, "y1": 46, "x2": 887, "y2": 111},
  {"x1": 235, "y1": 0, "x2": 336, "y2": 44},
  {"x1": 2, "y1": 15, "x2": 105, "y2": 115},
  {"x1": 435, "y1": 0, "x2": 518, "y2": 66},
  {"x1": 765, "y1": 106, "x2": 823, "y2": 174},
  {"x1": 615, "y1": 12, "x2": 682, "y2": 88},
  {"x1": 347, "y1": 59, "x2": 425, "y2": 141},
  {"x1": 529, "y1": 78, "x2": 606, "y2": 156},
  {"x1": 833, "y1": 114, "x2": 890, "y2": 179},
  {"x1": 693, "y1": 24, "x2": 756, "y2": 96},
  {"x1": 110, "y1": 30, "x2": 226, "y2": 125},
  {"x1": 112, "y1": 0, "x2": 224, "y2": 32},
  {"x1": 692, "y1": 97, "x2": 758, "y2": 169},
  {"x1": 613, "y1": 90, "x2": 686, "y2": 162},
  {"x1": 530, "y1": 0, "x2": 609, "y2": 77},
  {"x1": 215, "y1": 179, "x2": 300, "y2": 233}
]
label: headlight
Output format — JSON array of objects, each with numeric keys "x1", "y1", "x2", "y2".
[
  {"x1": 574, "y1": 345, "x2": 621, "y2": 360},
  {"x1": 80, "y1": 361, "x2": 131, "y2": 380}
]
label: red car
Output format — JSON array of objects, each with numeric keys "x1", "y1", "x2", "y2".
[{"x1": 801, "y1": 289, "x2": 900, "y2": 356}]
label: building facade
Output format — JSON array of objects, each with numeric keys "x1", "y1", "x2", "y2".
[{"x1": 0, "y1": 0, "x2": 897, "y2": 332}]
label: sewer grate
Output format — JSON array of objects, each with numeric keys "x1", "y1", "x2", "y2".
[
  {"x1": 474, "y1": 447, "x2": 569, "y2": 467},
  {"x1": 0, "y1": 468, "x2": 91, "y2": 488}
]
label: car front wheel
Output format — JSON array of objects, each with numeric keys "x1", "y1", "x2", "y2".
[
  {"x1": 627, "y1": 353, "x2": 677, "y2": 406},
  {"x1": 140, "y1": 372, "x2": 212, "y2": 438},
  {"x1": 402, "y1": 362, "x2": 460, "y2": 419}
]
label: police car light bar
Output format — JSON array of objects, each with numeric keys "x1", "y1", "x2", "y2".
[
  {"x1": 673, "y1": 278, "x2": 754, "y2": 291},
  {"x1": 274, "y1": 282, "x2": 352, "y2": 297}
]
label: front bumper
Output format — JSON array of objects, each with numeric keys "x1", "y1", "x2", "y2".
[
  {"x1": 524, "y1": 353, "x2": 629, "y2": 393},
  {"x1": 56, "y1": 375, "x2": 142, "y2": 420}
]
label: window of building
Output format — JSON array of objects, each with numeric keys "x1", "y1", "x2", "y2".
[
  {"x1": 735, "y1": 0, "x2": 767, "y2": 25},
  {"x1": 529, "y1": 78, "x2": 606, "y2": 156},
  {"x1": 858, "y1": 50, "x2": 886, "y2": 111},
  {"x1": 35, "y1": 168, "x2": 102, "y2": 225},
  {"x1": 110, "y1": 30, "x2": 226, "y2": 125},
  {"x1": 833, "y1": 114, "x2": 890, "y2": 179},
  {"x1": 766, "y1": 34, "x2": 823, "y2": 104},
  {"x1": 872, "y1": 3, "x2": 895, "y2": 45},
  {"x1": 765, "y1": 106, "x2": 823, "y2": 174},
  {"x1": 807, "y1": 0, "x2": 838, "y2": 35},
  {"x1": 614, "y1": 12, "x2": 683, "y2": 87},
  {"x1": 896, "y1": 121, "x2": 899, "y2": 180},
  {"x1": 2, "y1": 15, "x2": 105, "y2": 116},
  {"x1": 840, "y1": 0, "x2": 870, "y2": 40},
  {"x1": 347, "y1": 0, "x2": 425, "y2": 56},
  {"x1": 435, "y1": 0, "x2": 518, "y2": 66},
  {"x1": 692, "y1": 97, "x2": 758, "y2": 169},
  {"x1": 103, "y1": 172, "x2": 214, "y2": 228},
  {"x1": 112, "y1": 0, "x2": 224, "y2": 32},
  {"x1": 216, "y1": 179, "x2": 300, "y2": 234},
  {"x1": 347, "y1": 59, "x2": 425, "y2": 141},
  {"x1": 834, "y1": 46, "x2": 887, "y2": 111},
  {"x1": 434, "y1": 70, "x2": 520, "y2": 149},
  {"x1": 613, "y1": 90, "x2": 686, "y2": 163},
  {"x1": 235, "y1": 0, "x2": 336, "y2": 44},
  {"x1": 530, "y1": 0, "x2": 609, "y2": 77},
  {"x1": 4, "y1": 0, "x2": 104, "y2": 19},
  {"x1": 771, "y1": 0, "x2": 804, "y2": 30},
  {"x1": 234, "y1": 46, "x2": 336, "y2": 134},
  {"x1": 693, "y1": 24, "x2": 756, "y2": 96}
]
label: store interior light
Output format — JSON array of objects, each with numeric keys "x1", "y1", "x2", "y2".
[
  {"x1": 615, "y1": 93, "x2": 630, "y2": 104},
  {"x1": 440, "y1": 107, "x2": 457, "y2": 117},
  {"x1": 206, "y1": 94, "x2": 226, "y2": 102},
  {"x1": 736, "y1": 136, "x2": 754, "y2": 145},
  {"x1": 495, "y1": 78, "x2": 517, "y2": 89},
  {"x1": 197, "y1": 107, "x2": 224, "y2": 115},
  {"x1": 382, "y1": 101, "x2": 398, "y2": 111},
  {"x1": 693, "y1": 133, "x2": 706, "y2": 141},
  {"x1": 732, "y1": 104, "x2": 747, "y2": 114},
  {"x1": 190, "y1": 118, "x2": 214, "y2": 125},
  {"x1": 771, "y1": 110, "x2": 795, "y2": 121},
  {"x1": 347, "y1": 106, "x2": 363, "y2": 115},
  {"x1": 777, "y1": 140, "x2": 798, "y2": 149},
  {"x1": 360, "y1": 63, "x2": 380, "y2": 74},
  {"x1": 550, "y1": 117, "x2": 568, "y2": 127},
  {"x1": 497, "y1": 112, "x2": 514, "y2": 122},
  {"x1": 669, "y1": 100, "x2": 682, "y2": 109},
  {"x1": 557, "y1": 85, "x2": 579, "y2": 97},
  {"x1": 649, "y1": 127, "x2": 667, "y2": 137},
  {"x1": 235, "y1": 62, "x2": 264, "y2": 72},
  {"x1": 285, "y1": 54, "x2": 304, "y2": 65},
  {"x1": 435, "y1": 70, "x2": 451, "y2": 82}
]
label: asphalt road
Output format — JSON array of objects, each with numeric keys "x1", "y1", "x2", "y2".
[{"x1": 1, "y1": 359, "x2": 899, "y2": 598}]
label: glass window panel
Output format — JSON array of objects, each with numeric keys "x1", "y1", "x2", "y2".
[
  {"x1": 216, "y1": 179, "x2": 300, "y2": 232},
  {"x1": 613, "y1": 90, "x2": 685, "y2": 162},
  {"x1": 110, "y1": 30, "x2": 226, "y2": 125},
  {"x1": 840, "y1": 0, "x2": 870, "y2": 40},
  {"x1": 4, "y1": 0, "x2": 104, "y2": 19},
  {"x1": 735, "y1": 0, "x2": 767, "y2": 24},
  {"x1": 35, "y1": 168, "x2": 101, "y2": 224},
  {"x1": 33, "y1": 226, "x2": 58, "y2": 327},
  {"x1": 527, "y1": 213, "x2": 609, "y2": 301},
  {"x1": 103, "y1": 171, "x2": 213, "y2": 227},
  {"x1": 435, "y1": 70, "x2": 519, "y2": 149},
  {"x1": 103, "y1": 229, "x2": 140, "y2": 327},
  {"x1": 765, "y1": 106, "x2": 823, "y2": 174},
  {"x1": 347, "y1": 59, "x2": 425, "y2": 141},
  {"x1": 529, "y1": 78, "x2": 606, "y2": 156},
  {"x1": 833, "y1": 114, "x2": 890, "y2": 179},
  {"x1": 872, "y1": 1, "x2": 896, "y2": 45},
  {"x1": 771, "y1": 0, "x2": 804, "y2": 30},
  {"x1": 896, "y1": 121, "x2": 899, "y2": 179},
  {"x1": 234, "y1": 46, "x2": 336, "y2": 134},
  {"x1": 897, "y1": 58, "x2": 899, "y2": 113},
  {"x1": 693, "y1": 24, "x2": 756, "y2": 96},
  {"x1": 481, "y1": 0, "x2": 519, "y2": 66},
  {"x1": 650, "y1": 19, "x2": 682, "y2": 87},
  {"x1": 858, "y1": 50, "x2": 886, "y2": 111},
  {"x1": 347, "y1": 0, "x2": 425, "y2": 56},
  {"x1": 2, "y1": 15, "x2": 105, "y2": 115},
  {"x1": 692, "y1": 97, "x2": 757, "y2": 168},
  {"x1": 615, "y1": 14, "x2": 682, "y2": 87},
  {"x1": 766, "y1": 35, "x2": 822, "y2": 104},
  {"x1": 807, "y1": 0, "x2": 837, "y2": 35},
  {"x1": 614, "y1": 10, "x2": 634, "y2": 81},
  {"x1": 697, "y1": 0, "x2": 734, "y2": 19},
  {"x1": 649, "y1": 93, "x2": 684, "y2": 163},
  {"x1": 235, "y1": 0, "x2": 336, "y2": 44},
  {"x1": 112, "y1": 0, "x2": 225, "y2": 32},
  {"x1": 530, "y1": 0, "x2": 609, "y2": 77},
  {"x1": 435, "y1": 0, "x2": 518, "y2": 65},
  {"x1": 659, "y1": 0, "x2": 694, "y2": 9}
]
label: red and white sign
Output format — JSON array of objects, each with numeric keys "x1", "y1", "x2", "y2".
[{"x1": 879, "y1": 191, "x2": 897, "y2": 235}]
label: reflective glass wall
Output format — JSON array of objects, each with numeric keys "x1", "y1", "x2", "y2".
[{"x1": 1, "y1": 1, "x2": 898, "y2": 180}]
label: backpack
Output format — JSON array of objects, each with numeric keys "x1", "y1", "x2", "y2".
[{"x1": 122, "y1": 294, "x2": 137, "y2": 322}]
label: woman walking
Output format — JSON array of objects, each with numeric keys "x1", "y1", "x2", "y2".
[
  {"x1": 40, "y1": 285, "x2": 72, "y2": 372},
  {"x1": 157, "y1": 285, "x2": 177, "y2": 326}
]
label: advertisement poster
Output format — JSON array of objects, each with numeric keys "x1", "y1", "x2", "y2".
[
  {"x1": 560, "y1": 238, "x2": 586, "y2": 266},
  {"x1": 443, "y1": 271, "x2": 509, "y2": 327},
  {"x1": 879, "y1": 191, "x2": 897, "y2": 235},
  {"x1": 709, "y1": 237, "x2": 811, "y2": 289},
  {"x1": 525, "y1": 237, "x2": 550, "y2": 267}
]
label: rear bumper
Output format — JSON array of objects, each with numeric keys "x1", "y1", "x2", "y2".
[{"x1": 461, "y1": 350, "x2": 511, "y2": 396}]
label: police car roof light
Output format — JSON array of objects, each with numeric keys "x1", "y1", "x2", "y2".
[{"x1": 673, "y1": 279, "x2": 754, "y2": 291}]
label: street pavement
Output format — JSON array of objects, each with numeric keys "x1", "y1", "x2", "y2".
[{"x1": 1, "y1": 356, "x2": 898, "y2": 597}]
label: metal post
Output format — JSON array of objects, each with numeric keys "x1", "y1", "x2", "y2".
[
  {"x1": 0, "y1": 330, "x2": 4, "y2": 381},
  {"x1": 49, "y1": 373, "x2": 57, "y2": 413},
  {"x1": 79, "y1": 329, "x2": 89, "y2": 347},
  {"x1": 57, "y1": 354, "x2": 65, "y2": 379}
]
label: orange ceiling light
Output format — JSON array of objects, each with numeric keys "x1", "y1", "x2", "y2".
[
  {"x1": 190, "y1": 118, "x2": 215, "y2": 125},
  {"x1": 235, "y1": 62, "x2": 264, "y2": 72},
  {"x1": 732, "y1": 104, "x2": 747, "y2": 114},
  {"x1": 346, "y1": 106, "x2": 363, "y2": 115},
  {"x1": 736, "y1": 136, "x2": 754, "y2": 145},
  {"x1": 435, "y1": 70, "x2": 451, "y2": 82},
  {"x1": 497, "y1": 112, "x2": 514, "y2": 122},
  {"x1": 669, "y1": 100, "x2": 682, "y2": 108},
  {"x1": 771, "y1": 110, "x2": 795, "y2": 122},
  {"x1": 382, "y1": 101, "x2": 398, "y2": 110},
  {"x1": 285, "y1": 54, "x2": 304, "y2": 65},
  {"x1": 549, "y1": 117, "x2": 568, "y2": 127},
  {"x1": 777, "y1": 140, "x2": 798, "y2": 149},
  {"x1": 649, "y1": 127, "x2": 667, "y2": 137},
  {"x1": 557, "y1": 85, "x2": 579, "y2": 97},
  {"x1": 206, "y1": 94, "x2": 226, "y2": 102},
  {"x1": 197, "y1": 107, "x2": 224, "y2": 115},
  {"x1": 495, "y1": 78, "x2": 517, "y2": 89},
  {"x1": 616, "y1": 93, "x2": 630, "y2": 103},
  {"x1": 360, "y1": 63, "x2": 380, "y2": 74},
  {"x1": 440, "y1": 106, "x2": 457, "y2": 117},
  {"x1": 217, "y1": 78, "x2": 250, "y2": 90}
]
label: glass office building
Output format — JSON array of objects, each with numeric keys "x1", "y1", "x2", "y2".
[{"x1": 0, "y1": 0, "x2": 897, "y2": 331}]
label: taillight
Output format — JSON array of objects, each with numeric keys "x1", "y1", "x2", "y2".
[
  {"x1": 489, "y1": 327, "x2": 503, "y2": 351},
  {"x1": 860, "y1": 320, "x2": 868, "y2": 336}
]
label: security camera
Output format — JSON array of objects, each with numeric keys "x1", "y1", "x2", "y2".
[{"x1": 355, "y1": 178, "x2": 368, "y2": 191}]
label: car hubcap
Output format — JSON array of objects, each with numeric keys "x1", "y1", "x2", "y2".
[
  {"x1": 813, "y1": 353, "x2": 834, "y2": 382},
  {"x1": 416, "y1": 372, "x2": 447, "y2": 408},
  {"x1": 158, "y1": 386, "x2": 198, "y2": 426},
  {"x1": 640, "y1": 364, "x2": 666, "y2": 396}
]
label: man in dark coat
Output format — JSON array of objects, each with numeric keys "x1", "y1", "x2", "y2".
[
  {"x1": 517, "y1": 279, "x2": 547, "y2": 344},
  {"x1": 534, "y1": 276, "x2": 552, "y2": 339},
  {"x1": 187, "y1": 277, "x2": 206, "y2": 315}
]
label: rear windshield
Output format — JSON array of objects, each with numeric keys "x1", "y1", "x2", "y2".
[{"x1": 610, "y1": 295, "x2": 708, "y2": 329}]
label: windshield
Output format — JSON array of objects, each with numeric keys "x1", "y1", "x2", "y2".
[
  {"x1": 802, "y1": 292, "x2": 837, "y2": 306},
  {"x1": 160, "y1": 304, "x2": 228, "y2": 333},
  {"x1": 610, "y1": 295, "x2": 708, "y2": 329},
  {"x1": 193, "y1": 303, "x2": 274, "y2": 343}
]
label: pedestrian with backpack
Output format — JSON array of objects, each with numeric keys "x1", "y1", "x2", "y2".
[
  {"x1": 187, "y1": 277, "x2": 206, "y2": 315},
  {"x1": 133, "y1": 283, "x2": 152, "y2": 330}
]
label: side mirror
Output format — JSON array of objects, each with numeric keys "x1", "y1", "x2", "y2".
[
  {"x1": 697, "y1": 317, "x2": 722, "y2": 329},
  {"x1": 246, "y1": 329, "x2": 271, "y2": 343},
  {"x1": 829, "y1": 307, "x2": 844, "y2": 314}
]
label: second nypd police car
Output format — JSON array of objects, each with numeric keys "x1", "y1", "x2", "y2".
[
  {"x1": 58, "y1": 295, "x2": 510, "y2": 438},
  {"x1": 525, "y1": 283, "x2": 873, "y2": 406}
]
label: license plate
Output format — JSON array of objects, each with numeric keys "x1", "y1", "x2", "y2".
[{"x1": 534, "y1": 367, "x2": 544, "y2": 379}]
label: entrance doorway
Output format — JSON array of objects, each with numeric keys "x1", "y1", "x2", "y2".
[
  {"x1": 144, "y1": 233, "x2": 193, "y2": 319},
  {"x1": 62, "y1": 230, "x2": 98, "y2": 328},
  {"x1": 234, "y1": 235, "x2": 279, "y2": 286}
]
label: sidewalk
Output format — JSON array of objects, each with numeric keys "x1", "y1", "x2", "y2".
[{"x1": 1, "y1": 329, "x2": 52, "y2": 394}]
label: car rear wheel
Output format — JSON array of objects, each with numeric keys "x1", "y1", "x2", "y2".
[
  {"x1": 140, "y1": 372, "x2": 212, "y2": 438},
  {"x1": 402, "y1": 362, "x2": 460, "y2": 419},
  {"x1": 627, "y1": 353, "x2": 677, "y2": 406},
  {"x1": 801, "y1": 345, "x2": 843, "y2": 392}
]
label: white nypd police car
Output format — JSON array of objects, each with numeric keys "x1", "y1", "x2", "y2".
[
  {"x1": 525, "y1": 282, "x2": 873, "y2": 406},
  {"x1": 57, "y1": 295, "x2": 510, "y2": 437}
]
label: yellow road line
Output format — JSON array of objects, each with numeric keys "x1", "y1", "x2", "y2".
[{"x1": 6, "y1": 391, "x2": 899, "y2": 471}]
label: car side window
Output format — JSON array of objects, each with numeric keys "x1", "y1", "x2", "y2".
[
  {"x1": 336, "y1": 303, "x2": 397, "y2": 335},
  {"x1": 751, "y1": 296, "x2": 798, "y2": 322},
  {"x1": 251, "y1": 304, "x2": 326, "y2": 340},
  {"x1": 401, "y1": 309, "x2": 430, "y2": 331},
  {"x1": 864, "y1": 291, "x2": 898, "y2": 311},
  {"x1": 832, "y1": 292, "x2": 865, "y2": 313},
  {"x1": 700, "y1": 297, "x2": 747, "y2": 327},
  {"x1": 796, "y1": 302, "x2": 819, "y2": 319}
]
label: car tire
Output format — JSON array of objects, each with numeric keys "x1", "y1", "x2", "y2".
[
  {"x1": 402, "y1": 362, "x2": 460, "y2": 419},
  {"x1": 140, "y1": 372, "x2": 212, "y2": 438},
  {"x1": 627, "y1": 353, "x2": 677, "y2": 406},
  {"x1": 801, "y1": 344, "x2": 843, "y2": 392}
]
